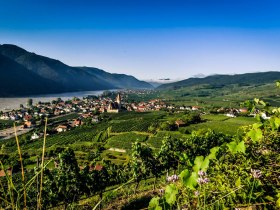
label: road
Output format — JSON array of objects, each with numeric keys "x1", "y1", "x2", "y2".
[
  {"x1": 0, "y1": 112, "x2": 77, "y2": 140},
  {"x1": 0, "y1": 126, "x2": 33, "y2": 140}
]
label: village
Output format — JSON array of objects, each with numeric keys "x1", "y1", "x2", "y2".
[
  {"x1": 0, "y1": 89, "x2": 269, "y2": 141},
  {"x1": 0, "y1": 91, "x2": 169, "y2": 139}
]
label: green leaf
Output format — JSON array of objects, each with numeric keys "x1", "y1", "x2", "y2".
[
  {"x1": 272, "y1": 108, "x2": 280, "y2": 113},
  {"x1": 164, "y1": 184, "x2": 178, "y2": 205},
  {"x1": 264, "y1": 195, "x2": 274, "y2": 202},
  {"x1": 259, "y1": 100, "x2": 266, "y2": 106},
  {"x1": 193, "y1": 156, "x2": 209, "y2": 172},
  {"x1": 254, "y1": 98, "x2": 260, "y2": 104},
  {"x1": 270, "y1": 117, "x2": 280, "y2": 130},
  {"x1": 252, "y1": 123, "x2": 263, "y2": 129},
  {"x1": 227, "y1": 141, "x2": 246, "y2": 154},
  {"x1": 255, "y1": 114, "x2": 261, "y2": 122},
  {"x1": 247, "y1": 124, "x2": 263, "y2": 142},
  {"x1": 179, "y1": 153, "x2": 188, "y2": 162},
  {"x1": 179, "y1": 169, "x2": 190, "y2": 181},
  {"x1": 208, "y1": 146, "x2": 220, "y2": 160},
  {"x1": 193, "y1": 156, "x2": 204, "y2": 172},
  {"x1": 148, "y1": 197, "x2": 162, "y2": 210},
  {"x1": 201, "y1": 157, "x2": 210, "y2": 171},
  {"x1": 237, "y1": 141, "x2": 245, "y2": 154},
  {"x1": 235, "y1": 177, "x2": 241, "y2": 187},
  {"x1": 275, "y1": 117, "x2": 280, "y2": 127},
  {"x1": 180, "y1": 170, "x2": 198, "y2": 190},
  {"x1": 276, "y1": 197, "x2": 280, "y2": 207},
  {"x1": 276, "y1": 81, "x2": 280, "y2": 88}
]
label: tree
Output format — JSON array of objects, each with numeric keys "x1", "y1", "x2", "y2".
[
  {"x1": 157, "y1": 136, "x2": 185, "y2": 175},
  {"x1": 131, "y1": 141, "x2": 157, "y2": 193},
  {"x1": 50, "y1": 148, "x2": 83, "y2": 209}
]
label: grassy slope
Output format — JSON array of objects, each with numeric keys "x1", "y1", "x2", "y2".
[{"x1": 159, "y1": 83, "x2": 280, "y2": 107}]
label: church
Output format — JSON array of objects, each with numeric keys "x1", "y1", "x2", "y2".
[{"x1": 107, "y1": 93, "x2": 122, "y2": 113}]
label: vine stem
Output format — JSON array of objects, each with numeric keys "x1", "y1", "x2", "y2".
[
  {"x1": 204, "y1": 186, "x2": 206, "y2": 210},
  {"x1": 14, "y1": 123, "x2": 27, "y2": 210}
]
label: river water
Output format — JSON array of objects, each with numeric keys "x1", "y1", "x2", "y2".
[{"x1": 0, "y1": 90, "x2": 110, "y2": 111}]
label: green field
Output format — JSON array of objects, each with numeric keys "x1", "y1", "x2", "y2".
[
  {"x1": 0, "y1": 108, "x2": 260, "y2": 175},
  {"x1": 106, "y1": 132, "x2": 149, "y2": 151},
  {"x1": 0, "y1": 119, "x2": 14, "y2": 130},
  {"x1": 186, "y1": 115, "x2": 257, "y2": 135}
]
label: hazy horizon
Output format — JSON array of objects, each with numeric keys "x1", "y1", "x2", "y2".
[{"x1": 1, "y1": 0, "x2": 280, "y2": 81}]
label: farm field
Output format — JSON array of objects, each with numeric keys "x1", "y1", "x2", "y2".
[
  {"x1": 1, "y1": 91, "x2": 279, "y2": 209},
  {"x1": 0, "y1": 111, "x2": 258, "y2": 166},
  {"x1": 185, "y1": 115, "x2": 258, "y2": 135},
  {"x1": 0, "y1": 119, "x2": 14, "y2": 130}
]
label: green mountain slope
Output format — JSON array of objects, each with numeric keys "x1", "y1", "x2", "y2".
[
  {"x1": 157, "y1": 72, "x2": 280, "y2": 90},
  {"x1": 79, "y1": 67, "x2": 152, "y2": 89},
  {"x1": 0, "y1": 44, "x2": 152, "y2": 96},
  {"x1": 0, "y1": 54, "x2": 65, "y2": 96}
]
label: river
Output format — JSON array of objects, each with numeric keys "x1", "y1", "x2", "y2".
[{"x1": 0, "y1": 90, "x2": 112, "y2": 111}]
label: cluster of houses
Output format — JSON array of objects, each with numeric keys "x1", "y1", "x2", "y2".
[
  {"x1": 3, "y1": 92, "x2": 268, "y2": 132},
  {"x1": 0, "y1": 93, "x2": 167, "y2": 122},
  {"x1": 0, "y1": 93, "x2": 167, "y2": 138}
]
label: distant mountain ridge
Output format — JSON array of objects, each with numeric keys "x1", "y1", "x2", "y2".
[
  {"x1": 0, "y1": 44, "x2": 152, "y2": 96},
  {"x1": 157, "y1": 71, "x2": 280, "y2": 90}
]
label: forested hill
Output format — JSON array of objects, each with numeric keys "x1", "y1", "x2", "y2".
[
  {"x1": 157, "y1": 71, "x2": 280, "y2": 90},
  {"x1": 0, "y1": 44, "x2": 152, "y2": 96}
]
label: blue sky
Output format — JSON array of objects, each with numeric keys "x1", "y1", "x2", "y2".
[{"x1": 1, "y1": 0, "x2": 280, "y2": 81}]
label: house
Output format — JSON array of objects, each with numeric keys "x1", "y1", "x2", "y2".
[
  {"x1": 239, "y1": 108, "x2": 248, "y2": 113},
  {"x1": 55, "y1": 124, "x2": 69, "y2": 133},
  {"x1": 24, "y1": 115, "x2": 33, "y2": 121},
  {"x1": 31, "y1": 133, "x2": 40, "y2": 140},
  {"x1": 137, "y1": 106, "x2": 146, "y2": 112},
  {"x1": 93, "y1": 164, "x2": 103, "y2": 171},
  {"x1": 261, "y1": 113, "x2": 270, "y2": 120},
  {"x1": 24, "y1": 121, "x2": 35, "y2": 128},
  {"x1": 54, "y1": 109, "x2": 61, "y2": 116},
  {"x1": 81, "y1": 113, "x2": 92, "y2": 118},
  {"x1": 175, "y1": 120, "x2": 186, "y2": 128},
  {"x1": 192, "y1": 106, "x2": 200, "y2": 111},
  {"x1": 92, "y1": 116, "x2": 99, "y2": 123},
  {"x1": 72, "y1": 119, "x2": 83, "y2": 127},
  {"x1": 226, "y1": 113, "x2": 236, "y2": 118}
]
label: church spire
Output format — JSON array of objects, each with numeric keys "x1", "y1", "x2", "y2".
[{"x1": 116, "y1": 93, "x2": 121, "y2": 110}]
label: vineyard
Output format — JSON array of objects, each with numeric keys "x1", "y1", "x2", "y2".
[
  {"x1": 0, "y1": 119, "x2": 14, "y2": 130},
  {"x1": 108, "y1": 111, "x2": 165, "y2": 133},
  {"x1": 106, "y1": 132, "x2": 149, "y2": 151},
  {"x1": 1, "y1": 100, "x2": 279, "y2": 209}
]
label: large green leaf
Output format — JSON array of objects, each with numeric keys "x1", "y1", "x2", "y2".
[
  {"x1": 180, "y1": 169, "x2": 198, "y2": 190},
  {"x1": 193, "y1": 156, "x2": 210, "y2": 172},
  {"x1": 164, "y1": 184, "x2": 178, "y2": 205},
  {"x1": 276, "y1": 197, "x2": 280, "y2": 208},
  {"x1": 276, "y1": 81, "x2": 280, "y2": 88},
  {"x1": 247, "y1": 125, "x2": 263, "y2": 142},
  {"x1": 270, "y1": 117, "x2": 280, "y2": 130},
  {"x1": 208, "y1": 146, "x2": 220, "y2": 160},
  {"x1": 227, "y1": 141, "x2": 246, "y2": 154},
  {"x1": 148, "y1": 197, "x2": 162, "y2": 210}
]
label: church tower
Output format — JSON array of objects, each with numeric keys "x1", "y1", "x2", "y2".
[{"x1": 116, "y1": 93, "x2": 121, "y2": 110}]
